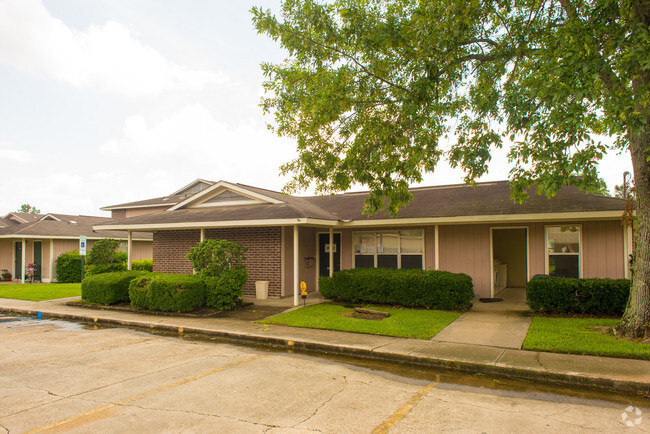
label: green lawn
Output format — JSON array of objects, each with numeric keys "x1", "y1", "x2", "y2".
[
  {"x1": 523, "y1": 317, "x2": 650, "y2": 360},
  {"x1": 0, "y1": 283, "x2": 81, "y2": 301},
  {"x1": 259, "y1": 303, "x2": 461, "y2": 339}
]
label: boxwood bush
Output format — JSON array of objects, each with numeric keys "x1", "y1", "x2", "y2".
[
  {"x1": 85, "y1": 262, "x2": 127, "y2": 276},
  {"x1": 526, "y1": 277, "x2": 630, "y2": 315},
  {"x1": 128, "y1": 274, "x2": 205, "y2": 313},
  {"x1": 203, "y1": 269, "x2": 247, "y2": 310},
  {"x1": 131, "y1": 258, "x2": 153, "y2": 272},
  {"x1": 55, "y1": 250, "x2": 82, "y2": 283},
  {"x1": 81, "y1": 270, "x2": 148, "y2": 305},
  {"x1": 128, "y1": 274, "x2": 155, "y2": 310},
  {"x1": 319, "y1": 268, "x2": 474, "y2": 310}
]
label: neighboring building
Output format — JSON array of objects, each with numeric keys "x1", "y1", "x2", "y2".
[
  {"x1": 0, "y1": 213, "x2": 152, "y2": 283},
  {"x1": 95, "y1": 179, "x2": 631, "y2": 303}
]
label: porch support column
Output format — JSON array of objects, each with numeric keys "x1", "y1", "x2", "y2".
[
  {"x1": 127, "y1": 231, "x2": 133, "y2": 270},
  {"x1": 293, "y1": 225, "x2": 299, "y2": 306},
  {"x1": 329, "y1": 227, "x2": 334, "y2": 277},
  {"x1": 200, "y1": 228, "x2": 205, "y2": 242},
  {"x1": 21, "y1": 238, "x2": 26, "y2": 284},
  {"x1": 49, "y1": 240, "x2": 54, "y2": 282},
  {"x1": 434, "y1": 225, "x2": 439, "y2": 270}
]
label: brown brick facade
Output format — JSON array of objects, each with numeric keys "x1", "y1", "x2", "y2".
[
  {"x1": 205, "y1": 227, "x2": 282, "y2": 297},
  {"x1": 153, "y1": 227, "x2": 282, "y2": 297},
  {"x1": 153, "y1": 229, "x2": 201, "y2": 275}
]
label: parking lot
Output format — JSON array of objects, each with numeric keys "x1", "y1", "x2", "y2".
[{"x1": 0, "y1": 318, "x2": 646, "y2": 433}]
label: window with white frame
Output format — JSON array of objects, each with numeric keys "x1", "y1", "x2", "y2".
[
  {"x1": 546, "y1": 225, "x2": 581, "y2": 278},
  {"x1": 353, "y1": 230, "x2": 424, "y2": 269}
]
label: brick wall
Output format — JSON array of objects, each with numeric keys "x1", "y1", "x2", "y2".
[
  {"x1": 153, "y1": 229, "x2": 200, "y2": 275},
  {"x1": 205, "y1": 227, "x2": 282, "y2": 297},
  {"x1": 153, "y1": 227, "x2": 282, "y2": 297}
]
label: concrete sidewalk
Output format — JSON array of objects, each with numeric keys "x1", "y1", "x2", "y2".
[
  {"x1": 434, "y1": 287, "x2": 532, "y2": 349},
  {"x1": 0, "y1": 296, "x2": 649, "y2": 396}
]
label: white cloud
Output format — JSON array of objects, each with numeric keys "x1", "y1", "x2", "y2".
[
  {"x1": 96, "y1": 103, "x2": 295, "y2": 203},
  {"x1": 0, "y1": 148, "x2": 31, "y2": 162},
  {"x1": 0, "y1": 0, "x2": 225, "y2": 96}
]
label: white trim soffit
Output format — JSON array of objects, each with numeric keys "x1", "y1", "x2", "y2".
[{"x1": 92, "y1": 210, "x2": 624, "y2": 232}]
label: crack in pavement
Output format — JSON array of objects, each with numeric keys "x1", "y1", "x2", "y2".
[
  {"x1": 295, "y1": 376, "x2": 349, "y2": 427},
  {"x1": 118, "y1": 402, "x2": 282, "y2": 430}
]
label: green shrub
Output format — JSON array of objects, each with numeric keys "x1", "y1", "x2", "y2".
[
  {"x1": 526, "y1": 277, "x2": 630, "y2": 315},
  {"x1": 319, "y1": 268, "x2": 474, "y2": 310},
  {"x1": 132, "y1": 258, "x2": 153, "y2": 272},
  {"x1": 204, "y1": 269, "x2": 247, "y2": 310},
  {"x1": 186, "y1": 239, "x2": 247, "y2": 277},
  {"x1": 87, "y1": 239, "x2": 121, "y2": 265},
  {"x1": 85, "y1": 262, "x2": 127, "y2": 276},
  {"x1": 55, "y1": 250, "x2": 83, "y2": 283},
  {"x1": 128, "y1": 274, "x2": 204, "y2": 312},
  {"x1": 128, "y1": 274, "x2": 155, "y2": 309},
  {"x1": 85, "y1": 239, "x2": 127, "y2": 275},
  {"x1": 81, "y1": 270, "x2": 148, "y2": 305}
]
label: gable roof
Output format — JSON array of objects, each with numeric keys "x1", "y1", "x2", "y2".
[
  {"x1": 94, "y1": 180, "x2": 627, "y2": 232},
  {"x1": 0, "y1": 213, "x2": 152, "y2": 240},
  {"x1": 168, "y1": 180, "x2": 285, "y2": 210},
  {"x1": 172, "y1": 178, "x2": 215, "y2": 195}
]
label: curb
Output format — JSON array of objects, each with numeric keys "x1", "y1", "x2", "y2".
[{"x1": 2, "y1": 306, "x2": 649, "y2": 397}]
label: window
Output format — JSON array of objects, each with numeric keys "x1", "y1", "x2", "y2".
[
  {"x1": 354, "y1": 230, "x2": 424, "y2": 269},
  {"x1": 546, "y1": 225, "x2": 581, "y2": 278}
]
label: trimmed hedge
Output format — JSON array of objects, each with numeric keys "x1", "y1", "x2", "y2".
[
  {"x1": 82, "y1": 270, "x2": 149, "y2": 305},
  {"x1": 204, "y1": 269, "x2": 247, "y2": 310},
  {"x1": 132, "y1": 258, "x2": 153, "y2": 272},
  {"x1": 319, "y1": 268, "x2": 474, "y2": 310},
  {"x1": 85, "y1": 262, "x2": 127, "y2": 276},
  {"x1": 128, "y1": 274, "x2": 205, "y2": 313},
  {"x1": 128, "y1": 274, "x2": 154, "y2": 310},
  {"x1": 55, "y1": 250, "x2": 82, "y2": 283},
  {"x1": 526, "y1": 277, "x2": 630, "y2": 315}
]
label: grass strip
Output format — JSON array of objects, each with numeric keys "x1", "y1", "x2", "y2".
[
  {"x1": 259, "y1": 303, "x2": 460, "y2": 339},
  {"x1": 523, "y1": 317, "x2": 650, "y2": 360},
  {"x1": 0, "y1": 283, "x2": 81, "y2": 301}
]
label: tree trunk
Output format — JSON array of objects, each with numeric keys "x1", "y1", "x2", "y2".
[{"x1": 613, "y1": 128, "x2": 650, "y2": 338}]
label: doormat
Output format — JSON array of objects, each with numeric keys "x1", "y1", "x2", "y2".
[{"x1": 479, "y1": 297, "x2": 503, "y2": 303}]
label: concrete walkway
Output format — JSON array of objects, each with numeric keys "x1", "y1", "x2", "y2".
[
  {"x1": 433, "y1": 288, "x2": 532, "y2": 349},
  {"x1": 0, "y1": 294, "x2": 649, "y2": 396}
]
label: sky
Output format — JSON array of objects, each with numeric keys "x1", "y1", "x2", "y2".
[{"x1": 0, "y1": 0, "x2": 633, "y2": 217}]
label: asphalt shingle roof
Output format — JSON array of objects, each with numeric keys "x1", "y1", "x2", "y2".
[
  {"x1": 97, "y1": 180, "x2": 626, "y2": 229},
  {"x1": 0, "y1": 213, "x2": 152, "y2": 239}
]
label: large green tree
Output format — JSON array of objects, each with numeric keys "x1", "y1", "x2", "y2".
[{"x1": 253, "y1": 0, "x2": 650, "y2": 338}]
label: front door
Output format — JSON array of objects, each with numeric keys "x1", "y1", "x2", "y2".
[
  {"x1": 33, "y1": 241, "x2": 42, "y2": 282},
  {"x1": 318, "y1": 233, "x2": 341, "y2": 277},
  {"x1": 14, "y1": 242, "x2": 22, "y2": 280}
]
